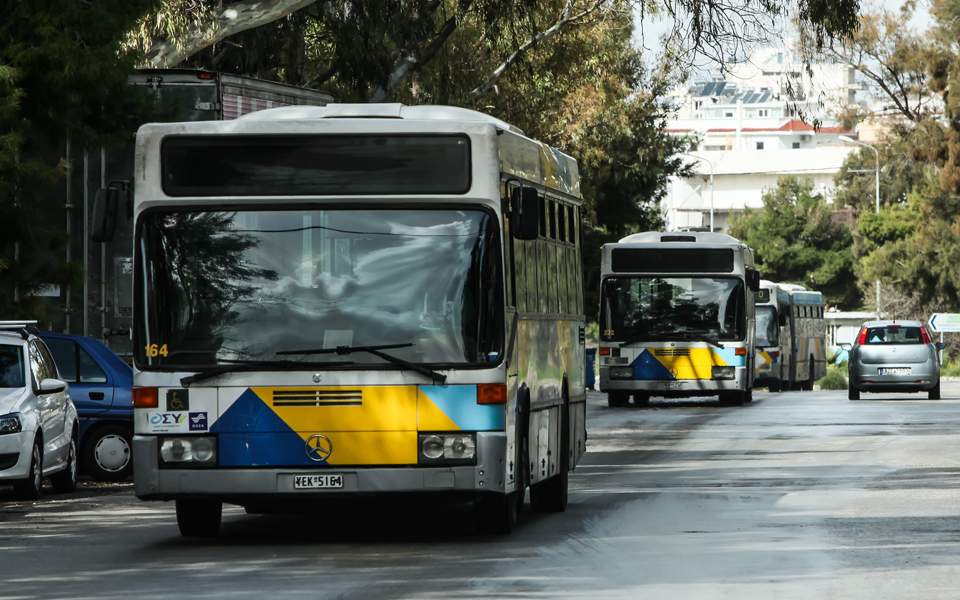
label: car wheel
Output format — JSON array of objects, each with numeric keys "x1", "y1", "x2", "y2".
[
  {"x1": 82, "y1": 424, "x2": 133, "y2": 481},
  {"x1": 13, "y1": 438, "x2": 43, "y2": 501},
  {"x1": 929, "y1": 380, "x2": 941, "y2": 400},
  {"x1": 176, "y1": 499, "x2": 222, "y2": 537},
  {"x1": 51, "y1": 435, "x2": 78, "y2": 493},
  {"x1": 848, "y1": 386, "x2": 860, "y2": 401}
]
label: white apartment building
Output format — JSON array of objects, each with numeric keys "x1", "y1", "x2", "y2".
[{"x1": 662, "y1": 46, "x2": 863, "y2": 232}]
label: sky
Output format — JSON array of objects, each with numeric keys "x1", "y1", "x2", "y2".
[{"x1": 632, "y1": 0, "x2": 933, "y2": 81}]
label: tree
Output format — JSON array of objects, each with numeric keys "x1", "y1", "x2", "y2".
[
  {"x1": 0, "y1": 1, "x2": 157, "y2": 321},
  {"x1": 819, "y1": 3, "x2": 939, "y2": 123},
  {"x1": 730, "y1": 177, "x2": 857, "y2": 307}
]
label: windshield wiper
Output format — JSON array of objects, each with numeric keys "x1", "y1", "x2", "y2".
[
  {"x1": 277, "y1": 343, "x2": 447, "y2": 385},
  {"x1": 180, "y1": 359, "x2": 355, "y2": 386}
]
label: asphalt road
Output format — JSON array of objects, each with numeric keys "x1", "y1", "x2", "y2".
[{"x1": 3, "y1": 385, "x2": 960, "y2": 599}]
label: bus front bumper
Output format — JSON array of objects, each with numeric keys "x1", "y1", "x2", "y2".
[
  {"x1": 599, "y1": 368, "x2": 750, "y2": 395},
  {"x1": 133, "y1": 433, "x2": 507, "y2": 500}
]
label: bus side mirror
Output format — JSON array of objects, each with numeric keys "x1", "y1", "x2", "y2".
[
  {"x1": 746, "y1": 269, "x2": 761, "y2": 292},
  {"x1": 778, "y1": 312, "x2": 786, "y2": 326},
  {"x1": 91, "y1": 182, "x2": 130, "y2": 243},
  {"x1": 511, "y1": 187, "x2": 540, "y2": 241}
]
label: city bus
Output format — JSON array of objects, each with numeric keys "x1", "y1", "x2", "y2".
[
  {"x1": 754, "y1": 280, "x2": 783, "y2": 391},
  {"x1": 777, "y1": 285, "x2": 827, "y2": 390},
  {"x1": 118, "y1": 103, "x2": 587, "y2": 536},
  {"x1": 598, "y1": 231, "x2": 761, "y2": 406}
]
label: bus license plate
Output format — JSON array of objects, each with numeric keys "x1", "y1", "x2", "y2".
[
  {"x1": 294, "y1": 474, "x2": 344, "y2": 489},
  {"x1": 878, "y1": 367, "x2": 911, "y2": 376}
]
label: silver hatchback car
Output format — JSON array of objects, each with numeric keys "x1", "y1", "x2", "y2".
[{"x1": 847, "y1": 320, "x2": 942, "y2": 400}]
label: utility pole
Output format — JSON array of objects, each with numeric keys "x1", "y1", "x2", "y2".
[{"x1": 840, "y1": 136, "x2": 881, "y2": 316}]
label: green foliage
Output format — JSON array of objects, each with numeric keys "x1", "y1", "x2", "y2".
[
  {"x1": 0, "y1": 1, "x2": 157, "y2": 320},
  {"x1": 817, "y1": 364, "x2": 848, "y2": 390},
  {"x1": 730, "y1": 177, "x2": 858, "y2": 307}
]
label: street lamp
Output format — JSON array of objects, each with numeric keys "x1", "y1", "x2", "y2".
[
  {"x1": 839, "y1": 135, "x2": 881, "y2": 316},
  {"x1": 681, "y1": 152, "x2": 715, "y2": 231}
]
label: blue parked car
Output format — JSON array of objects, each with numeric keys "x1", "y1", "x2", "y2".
[{"x1": 40, "y1": 332, "x2": 133, "y2": 481}]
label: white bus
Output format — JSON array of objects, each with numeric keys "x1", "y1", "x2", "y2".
[
  {"x1": 117, "y1": 103, "x2": 587, "y2": 536},
  {"x1": 777, "y1": 285, "x2": 827, "y2": 390},
  {"x1": 598, "y1": 232, "x2": 761, "y2": 406},
  {"x1": 754, "y1": 280, "x2": 784, "y2": 391}
]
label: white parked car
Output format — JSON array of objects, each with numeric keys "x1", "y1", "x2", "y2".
[{"x1": 0, "y1": 321, "x2": 79, "y2": 499}]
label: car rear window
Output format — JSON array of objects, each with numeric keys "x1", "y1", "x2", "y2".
[{"x1": 863, "y1": 326, "x2": 924, "y2": 345}]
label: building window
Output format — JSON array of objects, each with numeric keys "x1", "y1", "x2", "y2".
[
  {"x1": 755, "y1": 142, "x2": 764, "y2": 150},
  {"x1": 758, "y1": 109, "x2": 768, "y2": 117},
  {"x1": 792, "y1": 142, "x2": 800, "y2": 149}
]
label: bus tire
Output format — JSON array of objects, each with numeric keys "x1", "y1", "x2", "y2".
[
  {"x1": 633, "y1": 392, "x2": 651, "y2": 406},
  {"x1": 531, "y1": 392, "x2": 570, "y2": 513},
  {"x1": 768, "y1": 380, "x2": 781, "y2": 393},
  {"x1": 607, "y1": 392, "x2": 629, "y2": 407},
  {"x1": 477, "y1": 490, "x2": 522, "y2": 535},
  {"x1": 176, "y1": 499, "x2": 222, "y2": 538},
  {"x1": 719, "y1": 391, "x2": 745, "y2": 406}
]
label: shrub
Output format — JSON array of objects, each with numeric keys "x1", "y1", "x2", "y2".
[{"x1": 817, "y1": 365, "x2": 848, "y2": 390}]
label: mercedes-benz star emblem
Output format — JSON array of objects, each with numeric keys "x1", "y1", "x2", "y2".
[{"x1": 305, "y1": 433, "x2": 333, "y2": 463}]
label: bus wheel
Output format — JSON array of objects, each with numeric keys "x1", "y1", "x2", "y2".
[
  {"x1": 176, "y1": 499, "x2": 222, "y2": 538},
  {"x1": 633, "y1": 392, "x2": 651, "y2": 406},
  {"x1": 607, "y1": 392, "x2": 630, "y2": 407},
  {"x1": 477, "y1": 491, "x2": 521, "y2": 534},
  {"x1": 768, "y1": 380, "x2": 781, "y2": 392},
  {"x1": 719, "y1": 392, "x2": 745, "y2": 406}
]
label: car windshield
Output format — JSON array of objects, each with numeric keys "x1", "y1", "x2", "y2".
[
  {"x1": 600, "y1": 276, "x2": 746, "y2": 342},
  {"x1": 864, "y1": 325, "x2": 924, "y2": 345},
  {"x1": 756, "y1": 306, "x2": 779, "y2": 347},
  {"x1": 135, "y1": 208, "x2": 503, "y2": 368},
  {"x1": 0, "y1": 344, "x2": 25, "y2": 387}
]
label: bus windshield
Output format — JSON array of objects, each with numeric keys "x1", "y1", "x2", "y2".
[
  {"x1": 756, "y1": 306, "x2": 779, "y2": 347},
  {"x1": 601, "y1": 276, "x2": 745, "y2": 342},
  {"x1": 135, "y1": 208, "x2": 503, "y2": 368}
]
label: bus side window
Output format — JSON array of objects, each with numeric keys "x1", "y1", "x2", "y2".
[
  {"x1": 538, "y1": 195, "x2": 547, "y2": 238},
  {"x1": 514, "y1": 237, "x2": 527, "y2": 312},
  {"x1": 557, "y1": 202, "x2": 566, "y2": 242},
  {"x1": 548, "y1": 200, "x2": 557, "y2": 240},
  {"x1": 501, "y1": 188, "x2": 515, "y2": 308},
  {"x1": 527, "y1": 236, "x2": 539, "y2": 313},
  {"x1": 574, "y1": 206, "x2": 583, "y2": 315}
]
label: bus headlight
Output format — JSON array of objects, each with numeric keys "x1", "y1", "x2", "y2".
[
  {"x1": 610, "y1": 366, "x2": 634, "y2": 379},
  {"x1": 712, "y1": 366, "x2": 736, "y2": 380},
  {"x1": 159, "y1": 436, "x2": 217, "y2": 467},
  {"x1": 419, "y1": 433, "x2": 476, "y2": 465}
]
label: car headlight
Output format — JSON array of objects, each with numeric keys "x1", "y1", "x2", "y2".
[
  {"x1": 712, "y1": 366, "x2": 736, "y2": 380},
  {"x1": 610, "y1": 366, "x2": 634, "y2": 379},
  {"x1": 418, "y1": 433, "x2": 476, "y2": 465},
  {"x1": 159, "y1": 436, "x2": 217, "y2": 467},
  {"x1": 0, "y1": 414, "x2": 21, "y2": 435}
]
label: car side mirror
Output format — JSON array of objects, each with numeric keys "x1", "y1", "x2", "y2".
[
  {"x1": 936, "y1": 341, "x2": 945, "y2": 351},
  {"x1": 838, "y1": 343, "x2": 852, "y2": 350},
  {"x1": 511, "y1": 187, "x2": 540, "y2": 241},
  {"x1": 38, "y1": 378, "x2": 67, "y2": 395}
]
